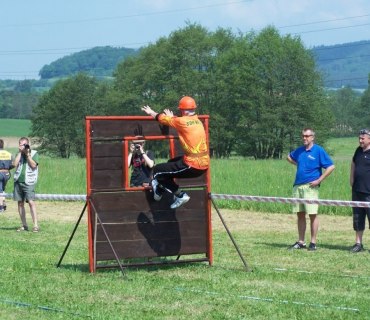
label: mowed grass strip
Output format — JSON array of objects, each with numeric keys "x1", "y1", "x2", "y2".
[{"x1": 0, "y1": 201, "x2": 368, "y2": 320}]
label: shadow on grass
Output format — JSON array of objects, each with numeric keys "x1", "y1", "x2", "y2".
[
  {"x1": 55, "y1": 263, "x2": 89, "y2": 272},
  {"x1": 0, "y1": 226, "x2": 19, "y2": 231},
  {"x1": 56, "y1": 259, "x2": 211, "y2": 275},
  {"x1": 258, "y1": 241, "x2": 352, "y2": 251}
]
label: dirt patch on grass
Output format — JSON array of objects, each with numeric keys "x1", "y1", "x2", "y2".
[
  {"x1": 211, "y1": 208, "x2": 352, "y2": 232},
  {"x1": 2, "y1": 137, "x2": 20, "y2": 148},
  {"x1": 5, "y1": 200, "x2": 87, "y2": 223},
  {"x1": 3, "y1": 200, "x2": 352, "y2": 232}
]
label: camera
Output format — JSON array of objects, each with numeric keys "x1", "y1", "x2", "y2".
[
  {"x1": 134, "y1": 144, "x2": 141, "y2": 150},
  {"x1": 24, "y1": 144, "x2": 30, "y2": 150}
]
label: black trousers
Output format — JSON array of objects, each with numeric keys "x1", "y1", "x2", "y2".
[
  {"x1": 153, "y1": 156, "x2": 206, "y2": 193},
  {"x1": 352, "y1": 190, "x2": 370, "y2": 231}
]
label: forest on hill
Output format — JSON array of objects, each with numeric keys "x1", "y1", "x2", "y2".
[
  {"x1": 39, "y1": 46, "x2": 139, "y2": 79},
  {"x1": 312, "y1": 40, "x2": 370, "y2": 89},
  {"x1": 1, "y1": 39, "x2": 369, "y2": 93}
]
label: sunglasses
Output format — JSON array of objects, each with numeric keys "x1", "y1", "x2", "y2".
[
  {"x1": 359, "y1": 129, "x2": 370, "y2": 135},
  {"x1": 301, "y1": 134, "x2": 313, "y2": 138}
]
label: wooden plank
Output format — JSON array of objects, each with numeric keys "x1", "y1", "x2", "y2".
[
  {"x1": 89, "y1": 120, "x2": 177, "y2": 138},
  {"x1": 95, "y1": 236, "x2": 207, "y2": 260},
  {"x1": 95, "y1": 219, "x2": 206, "y2": 241},
  {"x1": 90, "y1": 189, "x2": 207, "y2": 210},
  {"x1": 92, "y1": 142, "x2": 122, "y2": 157},
  {"x1": 89, "y1": 190, "x2": 208, "y2": 223},
  {"x1": 94, "y1": 208, "x2": 206, "y2": 224},
  {"x1": 92, "y1": 157, "x2": 123, "y2": 171},
  {"x1": 91, "y1": 170, "x2": 123, "y2": 189}
]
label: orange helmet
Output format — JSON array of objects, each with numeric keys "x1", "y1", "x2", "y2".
[{"x1": 178, "y1": 96, "x2": 197, "y2": 110}]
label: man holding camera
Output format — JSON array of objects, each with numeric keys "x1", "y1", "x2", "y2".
[
  {"x1": 128, "y1": 139, "x2": 154, "y2": 187},
  {"x1": 13, "y1": 137, "x2": 39, "y2": 232}
]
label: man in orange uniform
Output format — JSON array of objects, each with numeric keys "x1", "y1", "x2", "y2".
[{"x1": 142, "y1": 96, "x2": 209, "y2": 209}]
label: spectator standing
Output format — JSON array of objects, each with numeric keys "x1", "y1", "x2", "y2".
[
  {"x1": 0, "y1": 139, "x2": 14, "y2": 212},
  {"x1": 13, "y1": 137, "x2": 39, "y2": 232},
  {"x1": 128, "y1": 139, "x2": 154, "y2": 187},
  {"x1": 141, "y1": 96, "x2": 209, "y2": 209},
  {"x1": 349, "y1": 129, "x2": 370, "y2": 253},
  {"x1": 287, "y1": 128, "x2": 335, "y2": 251}
]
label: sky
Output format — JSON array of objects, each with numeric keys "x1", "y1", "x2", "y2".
[{"x1": 1, "y1": 0, "x2": 370, "y2": 80}]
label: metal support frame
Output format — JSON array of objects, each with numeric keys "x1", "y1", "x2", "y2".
[
  {"x1": 210, "y1": 194, "x2": 251, "y2": 272},
  {"x1": 57, "y1": 199, "x2": 126, "y2": 277}
]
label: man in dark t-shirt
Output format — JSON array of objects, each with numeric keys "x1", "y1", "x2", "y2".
[
  {"x1": 128, "y1": 140, "x2": 154, "y2": 187},
  {"x1": 350, "y1": 129, "x2": 370, "y2": 253}
]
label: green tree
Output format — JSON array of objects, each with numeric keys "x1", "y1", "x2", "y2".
[
  {"x1": 107, "y1": 24, "x2": 334, "y2": 159},
  {"x1": 213, "y1": 27, "x2": 333, "y2": 158},
  {"x1": 328, "y1": 86, "x2": 361, "y2": 136},
  {"x1": 357, "y1": 75, "x2": 370, "y2": 130},
  {"x1": 31, "y1": 73, "x2": 99, "y2": 158}
]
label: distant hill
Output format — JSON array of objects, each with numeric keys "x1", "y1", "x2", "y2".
[
  {"x1": 312, "y1": 40, "x2": 370, "y2": 89},
  {"x1": 37, "y1": 42, "x2": 370, "y2": 89},
  {"x1": 1, "y1": 41, "x2": 370, "y2": 91},
  {"x1": 39, "y1": 46, "x2": 139, "y2": 79}
]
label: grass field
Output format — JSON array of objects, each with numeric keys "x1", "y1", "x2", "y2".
[
  {"x1": 0, "y1": 119, "x2": 31, "y2": 137},
  {"x1": 0, "y1": 201, "x2": 368, "y2": 320},
  {"x1": 0, "y1": 131, "x2": 368, "y2": 319}
]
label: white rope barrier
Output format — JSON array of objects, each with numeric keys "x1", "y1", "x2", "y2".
[
  {"x1": 210, "y1": 193, "x2": 370, "y2": 208},
  {"x1": 1, "y1": 192, "x2": 369, "y2": 208},
  {"x1": 1, "y1": 193, "x2": 86, "y2": 201}
]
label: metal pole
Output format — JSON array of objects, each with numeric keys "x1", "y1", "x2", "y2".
[
  {"x1": 57, "y1": 202, "x2": 88, "y2": 268},
  {"x1": 89, "y1": 200, "x2": 126, "y2": 277},
  {"x1": 210, "y1": 194, "x2": 251, "y2": 272}
]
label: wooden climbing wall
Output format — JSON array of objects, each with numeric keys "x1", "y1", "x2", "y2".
[{"x1": 85, "y1": 116, "x2": 212, "y2": 273}]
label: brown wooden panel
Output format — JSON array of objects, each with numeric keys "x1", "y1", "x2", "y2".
[
  {"x1": 95, "y1": 236, "x2": 207, "y2": 260},
  {"x1": 94, "y1": 207, "x2": 206, "y2": 224},
  {"x1": 92, "y1": 141, "x2": 122, "y2": 157},
  {"x1": 95, "y1": 219, "x2": 206, "y2": 241},
  {"x1": 92, "y1": 157, "x2": 123, "y2": 171},
  {"x1": 176, "y1": 175, "x2": 207, "y2": 186},
  {"x1": 90, "y1": 190, "x2": 208, "y2": 222},
  {"x1": 91, "y1": 189, "x2": 207, "y2": 209},
  {"x1": 91, "y1": 170, "x2": 123, "y2": 189},
  {"x1": 90, "y1": 120, "x2": 177, "y2": 138}
]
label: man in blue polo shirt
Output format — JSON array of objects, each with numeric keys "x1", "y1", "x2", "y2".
[{"x1": 287, "y1": 128, "x2": 335, "y2": 251}]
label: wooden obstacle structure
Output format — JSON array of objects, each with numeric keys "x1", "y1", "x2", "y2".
[{"x1": 85, "y1": 115, "x2": 212, "y2": 273}]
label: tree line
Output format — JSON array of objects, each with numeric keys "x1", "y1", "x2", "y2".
[{"x1": 29, "y1": 23, "x2": 370, "y2": 159}]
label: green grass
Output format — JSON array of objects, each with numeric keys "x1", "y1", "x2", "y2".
[
  {"x1": 0, "y1": 209, "x2": 368, "y2": 320},
  {"x1": 0, "y1": 136, "x2": 368, "y2": 319},
  {"x1": 0, "y1": 119, "x2": 31, "y2": 136}
]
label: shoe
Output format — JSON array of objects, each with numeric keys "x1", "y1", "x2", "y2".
[
  {"x1": 289, "y1": 241, "x2": 306, "y2": 250},
  {"x1": 17, "y1": 226, "x2": 29, "y2": 232},
  {"x1": 350, "y1": 243, "x2": 364, "y2": 253},
  {"x1": 32, "y1": 226, "x2": 40, "y2": 233},
  {"x1": 308, "y1": 242, "x2": 317, "y2": 251},
  {"x1": 170, "y1": 192, "x2": 190, "y2": 209},
  {"x1": 151, "y1": 179, "x2": 164, "y2": 201}
]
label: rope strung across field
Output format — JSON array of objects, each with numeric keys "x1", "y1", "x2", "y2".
[
  {"x1": 1, "y1": 193, "x2": 86, "y2": 201},
  {"x1": 210, "y1": 193, "x2": 370, "y2": 208},
  {"x1": 2, "y1": 192, "x2": 370, "y2": 208}
]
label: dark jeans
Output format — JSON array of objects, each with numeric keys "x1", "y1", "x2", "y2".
[
  {"x1": 153, "y1": 156, "x2": 206, "y2": 193},
  {"x1": 352, "y1": 190, "x2": 370, "y2": 231}
]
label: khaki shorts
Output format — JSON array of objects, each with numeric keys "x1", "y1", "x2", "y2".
[
  {"x1": 292, "y1": 183, "x2": 319, "y2": 215},
  {"x1": 13, "y1": 182, "x2": 36, "y2": 202}
]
